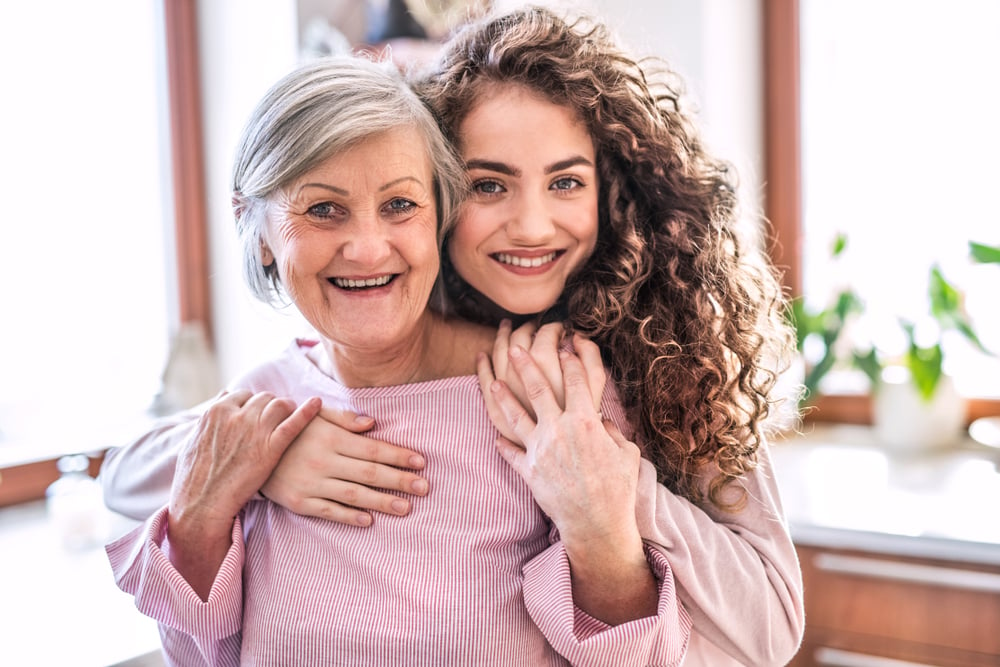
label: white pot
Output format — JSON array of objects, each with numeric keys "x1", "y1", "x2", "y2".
[{"x1": 873, "y1": 366, "x2": 966, "y2": 453}]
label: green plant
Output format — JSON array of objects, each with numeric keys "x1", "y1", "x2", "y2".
[{"x1": 788, "y1": 238, "x2": 999, "y2": 404}]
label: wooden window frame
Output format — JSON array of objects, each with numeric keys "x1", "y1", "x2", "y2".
[{"x1": 0, "y1": 0, "x2": 209, "y2": 507}]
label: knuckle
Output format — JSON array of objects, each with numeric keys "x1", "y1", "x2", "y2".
[{"x1": 359, "y1": 462, "x2": 379, "y2": 484}]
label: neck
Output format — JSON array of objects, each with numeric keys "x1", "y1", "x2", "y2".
[{"x1": 313, "y1": 312, "x2": 492, "y2": 387}]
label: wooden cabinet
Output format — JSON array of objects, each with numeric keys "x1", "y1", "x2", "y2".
[{"x1": 789, "y1": 545, "x2": 1000, "y2": 667}]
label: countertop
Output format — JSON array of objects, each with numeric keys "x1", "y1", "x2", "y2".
[
  {"x1": 0, "y1": 500, "x2": 162, "y2": 667},
  {"x1": 2, "y1": 422, "x2": 997, "y2": 666},
  {"x1": 770, "y1": 423, "x2": 1000, "y2": 565}
]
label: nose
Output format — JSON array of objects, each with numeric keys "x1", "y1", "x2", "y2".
[
  {"x1": 506, "y1": 191, "x2": 556, "y2": 246},
  {"x1": 341, "y1": 214, "x2": 392, "y2": 266}
]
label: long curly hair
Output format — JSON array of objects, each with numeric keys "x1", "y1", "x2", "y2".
[{"x1": 418, "y1": 6, "x2": 795, "y2": 510}]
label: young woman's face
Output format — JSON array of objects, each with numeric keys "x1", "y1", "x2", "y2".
[
  {"x1": 262, "y1": 127, "x2": 440, "y2": 354},
  {"x1": 449, "y1": 84, "x2": 599, "y2": 315}
]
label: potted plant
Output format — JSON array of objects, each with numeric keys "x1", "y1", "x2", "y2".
[{"x1": 789, "y1": 238, "x2": 998, "y2": 450}]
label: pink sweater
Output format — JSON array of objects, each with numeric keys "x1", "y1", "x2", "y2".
[
  {"x1": 103, "y1": 339, "x2": 804, "y2": 666},
  {"x1": 107, "y1": 341, "x2": 691, "y2": 666}
]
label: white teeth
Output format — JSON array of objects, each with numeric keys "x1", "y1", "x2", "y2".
[
  {"x1": 494, "y1": 252, "x2": 557, "y2": 268},
  {"x1": 333, "y1": 275, "x2": 392, "y2": 289}
]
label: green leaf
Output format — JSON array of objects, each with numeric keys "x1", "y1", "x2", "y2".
[
  {"x1": 970, "y1": 241, "x2": 1000, "y2": 264},
  {"x1": 831, "y1": 232, "x2": 848, "y2": 258},
  {"x1": 905, "y1": 343, "x2": 943, "y2": 402},
  {"x1": 852, "y1": 348, "x2": 881, "y2": 387}
]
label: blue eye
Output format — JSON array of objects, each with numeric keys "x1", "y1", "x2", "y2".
[
  {"x1": 307, "y1": 202, "x2": 340, "y2": 218},
  {"x1": 472, "y1": 180, "x2": 505, "y2": 196},
  {"x1": 552, "y1": 176, "x2": 583, "y2": 191},
  {"x1": 384, "y1": 198, "x2": 417, "y2": 217}
]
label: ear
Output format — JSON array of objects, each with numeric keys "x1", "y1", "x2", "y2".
[{"x1": 260, "y1": 243, "x2": 275, "y2": 267}]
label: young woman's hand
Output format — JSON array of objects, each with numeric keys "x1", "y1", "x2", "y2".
[
  {"x1": 480, "y1": 320, "x2": 605, "y2": 444},
  {"x1": 260, "y1": 406, "x2": 429, "y2": 527}
]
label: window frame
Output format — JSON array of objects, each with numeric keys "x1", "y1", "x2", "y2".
[
  {"x1": 0, "y1": 0, "x2": 210, "y2": 507},
  {"x1": 762, "y1": 0, "x2": 999, "y2": 425}
]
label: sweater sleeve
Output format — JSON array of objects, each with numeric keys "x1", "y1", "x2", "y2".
[
  {"x1": 99, "y1": 406, "x2": 205, "y2": 521},
  {"x1": 636, "y1": 443, "x2": 805, "y2": 666},
  {"x1": 106, "y1": 506, "x2": 246, "y2": 666},
  {"x1": 522, "y1": 539, "x2": 691, "y2": 667}
]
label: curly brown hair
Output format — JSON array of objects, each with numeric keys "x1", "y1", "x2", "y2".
[{"x1": 418, "y1": 6, "x2": 795, "y2": 510}]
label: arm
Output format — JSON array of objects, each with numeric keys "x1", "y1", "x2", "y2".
[
  {"x1": 100, "y1": 398, "x2": 429, "y2": 525},
  {"x1": 107, "y1": 390, "x2": 317, "y2": 664},
  {"x1": 632, "y1": 443, "x2": 805, "y2": 666},
  {"x1": 480, "y1": 339, "x2": 691, "y2": 666}
]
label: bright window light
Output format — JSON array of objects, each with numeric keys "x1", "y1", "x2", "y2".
[
  {"x1": 0, "y1": 0, "x2": 171, "y2": 463},
  {"x1": 800, "y1": 0, "x2": 1000, "y2": 397}
]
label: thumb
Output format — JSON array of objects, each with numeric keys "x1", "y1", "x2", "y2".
[
  {"x1": 319, "y1": 405, "x2": 375, "y2": 432},
  {"x1": 495, "y1": 436, "x2": 528, "y2": 476}
]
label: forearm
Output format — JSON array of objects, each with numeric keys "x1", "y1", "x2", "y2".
[
  {"x1": 100, "y1": 407, "x2": 205, "y2": 519},
  {"x1": 564, "y1": 533, "x2": 659, "y2": 625},
  {"x1": 166, "y1": 510, "x2": 236, "y2": 602}
]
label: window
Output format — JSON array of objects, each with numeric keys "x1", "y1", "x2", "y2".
[
  {"x1": 0, "y1": 1, "x2": 210, "y2": 505},
  {"x1": 765, "y1": 0, "x2": 1000, "y2": 422},
  {"x1": 0, "y1": 0, "x2": 171, "y2": 469}
]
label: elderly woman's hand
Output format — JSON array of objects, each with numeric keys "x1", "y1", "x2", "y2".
[
  {"x1": 167, "y1": 389, "x2": 321, "y2": 600},
  {"x1": 260, "y1": 407, "x2": 430, "y2": 527}
]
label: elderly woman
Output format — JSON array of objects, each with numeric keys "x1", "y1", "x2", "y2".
[{"x1": 107, "y1": 56, "x2": 690, "y2": 666}]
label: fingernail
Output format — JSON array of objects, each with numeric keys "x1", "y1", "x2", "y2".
[
  {"x1": 509, "y1": 345, "x2": 524, "y2": 358},
  {"x1": 356, "y1": 513, "x2": 373, "y2": 527},
  {"x1": 490, "y1": 380, "x2": 502, "y2": 393},
  {"x1": 408, "y1": 455, "x2": 425, "y2": 468},
  {"x1": 559, "y1": 349, "x2": 570, "y2": 359},
  {"x1": 411, "y1": 478, "x2": 428, "y2": 494},
  {"x1": 391, "y1": 499, "x2": 409, "y2": 514},
  {"x1": 355, "y1": 414, "x2": 373, "y2": 425}
]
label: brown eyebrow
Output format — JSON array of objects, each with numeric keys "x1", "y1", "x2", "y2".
[
  {"x1": 464, "y1": 156, "x2": 594, "y2": 177},
  {"x1": 464, "y1": 159, "x2": 520, "y2": 177},
  {"x1": 545, "y1": 155, "x2": 594, "y2": 174}
]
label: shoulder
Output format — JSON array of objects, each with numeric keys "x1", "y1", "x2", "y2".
[{"x1": 226, "y1": 338, "x2": 319, "y2": 394}]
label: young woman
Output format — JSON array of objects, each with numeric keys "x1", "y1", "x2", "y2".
[{"x1": 101, "y1": 7, "x2": 804, "y2": 666}]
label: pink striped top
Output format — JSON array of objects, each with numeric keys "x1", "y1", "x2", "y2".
[{"x1": 107, "y1": 340, "x2": 691, "y2": 666}]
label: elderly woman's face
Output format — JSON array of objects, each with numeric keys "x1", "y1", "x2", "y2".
[{"x1": 262, "y1": 127, "x2": 439, "y2": 352}]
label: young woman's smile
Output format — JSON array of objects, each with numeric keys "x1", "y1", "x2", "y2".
[{"x1": 449, "y1": 84, "x2": 599, "y2": 315}]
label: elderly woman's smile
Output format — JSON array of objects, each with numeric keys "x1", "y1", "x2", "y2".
[{"x1": 260, "y1": 126, "x2": 441, "y2": 367}]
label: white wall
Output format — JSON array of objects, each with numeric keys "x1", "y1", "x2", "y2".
[{"x1": 197, "y1": 0, "x2": 763, "y2": 382}]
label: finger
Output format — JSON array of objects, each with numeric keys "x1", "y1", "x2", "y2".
[
  {"x1": 557, "y1": 348, "x2": 602, "y2": 417},
  {"x1": 507, "y1": 344, "x2": 561, "y2": 419},
  {"x1": 530, "y1": 322, "x2": 567, "y2": 407},
  {"x1": 477, "y1": 352, "x2": 522, "y2": 444},
  {"x1": 291, "y1": 496, "x2": 377, "y2": 528},
  {"x1": 602, "y1": 419, "x2": 642, "y2": 459},
  {"x1": 489, "y1": 376, "x2": 539, "y2": 443},
  {"x1": 315, "y1": 477, "x2": 420, "y2": 516},
  {"x1": 573, "y1": 332, "x2": 607, "y2": 411},
  {"x1": 508, "y1": 320, "x2": 538, "y2": 352},
  {"x1": 491, "y1": 319, "x2": 512, "y2": 391},
  {"x1": 603, "y1": 418, "x2": 630, "y2": 446},
  {"x1": 332, "y1": 425, "x2": 427, "y2": 471},
  {"x1": 267, "y1": 396, "x2": 322, "y2": 454},
  {"x1": 218, "y1": 388, "x2": 254, "y2": 406},
  {"x1": 318, "y1": 405, "x2": 376, "y2": 433},
  {"x1": 495, "y1": 435, "x2": 528, "y2": 478}
]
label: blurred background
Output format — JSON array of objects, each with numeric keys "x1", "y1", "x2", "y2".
[{"x1": 0, "y1": 1, "x2": 997, "y2": 665}]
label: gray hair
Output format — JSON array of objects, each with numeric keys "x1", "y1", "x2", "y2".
[{"x1": 231, "y1": 56, "x2": 466, "y2": 305}]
